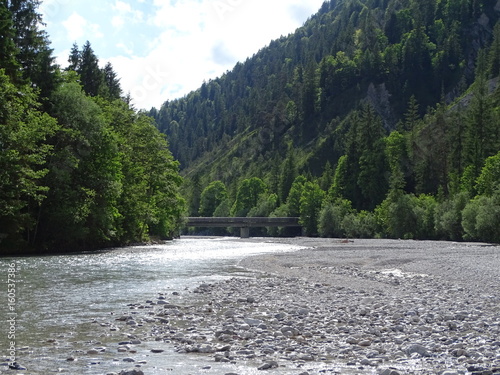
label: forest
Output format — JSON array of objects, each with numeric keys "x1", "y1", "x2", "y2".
[
  {"x1": 151, "y1": 0, "x2": 500, "y2": 242},
  {"x1": 0, "y1": 0, "x2": 185, "y2": 254}
]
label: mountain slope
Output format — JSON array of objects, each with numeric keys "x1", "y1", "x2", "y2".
[{"x1": 150, "y1": 0, "x2": 500, "y2": 215}]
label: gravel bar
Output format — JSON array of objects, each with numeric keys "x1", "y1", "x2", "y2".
[{"x1": 121, "y1": 238, "x2": 500, "y2": 375}]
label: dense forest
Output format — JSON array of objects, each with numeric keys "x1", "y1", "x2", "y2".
[
  {"x1": 0, "y1": 0, "x2": 185, "y2": 255},
  {"x1": 151, "y1": 0, "x2": 500, "y2": 242}
]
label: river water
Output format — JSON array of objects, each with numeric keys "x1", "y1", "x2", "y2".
[{"x1": 0, "y1": 237, "x2": 304, "y2": 375}]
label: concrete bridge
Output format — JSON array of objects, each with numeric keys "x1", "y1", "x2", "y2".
[{"x1": 186, "y1": 217, "x2": 301, "y2": 238}]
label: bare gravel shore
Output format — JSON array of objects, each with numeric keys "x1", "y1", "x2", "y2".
[{"x1": 123, "y1": 238, "x2": 500, "y2": 375}]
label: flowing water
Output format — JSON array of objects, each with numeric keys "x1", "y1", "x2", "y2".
[{"x1": 0, "y1": 237, "x2": 304, "y2": 375}]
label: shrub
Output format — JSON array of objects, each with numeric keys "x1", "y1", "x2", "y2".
[
  {"x1": 462, "y1": 192, "x2": 500, "y2": 243},
  {"x1": 435, "y1": 192, "x2": 469, "y2": 241},
  {"x1": 342, "y1": 210, "x2": 377, "y2": 238},
  {"x1": 318, "y1": 199, "x2": 353, "y2": 238}
]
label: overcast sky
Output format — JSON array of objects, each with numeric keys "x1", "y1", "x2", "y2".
[{"x1": 40, "y1": 0, "x2": 324, "y2": 110}]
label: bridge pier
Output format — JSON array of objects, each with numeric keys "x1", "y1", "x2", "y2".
[{"x1": 240, "y1": 227, "x2": 250, "y2": 238}]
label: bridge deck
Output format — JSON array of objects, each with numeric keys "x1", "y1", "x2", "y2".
[{"x1": 185, "y1": 217, "x2": 301, "y2": 238}]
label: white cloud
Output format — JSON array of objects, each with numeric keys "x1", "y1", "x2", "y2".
[
  {"x1": 44, "y1": 0, "x2": 325, "y2": 109},
  {"x1": 112, "y1": 0, "x2": 144, "y2": 28},
  {"x1": 62, "y1": 11, "x2": 103, "y2": 41},
  {"x1": 62, "y1": 12, "x2": 87, "y2": 40}
]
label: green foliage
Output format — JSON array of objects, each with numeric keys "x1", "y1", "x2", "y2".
[
  {"x1": 342, "y1": 210, "x2": 378, "y2": 239},
  {"x1": 199, "y1": 181, "x2": 228, "y2": 217},
  {"x1": 476, "y1": 151, "x2": 500, "y2": 196},
  {"x1": 318, "y1": 198, "x2": 353, "y2": 238},
  {"x1": 435, "y1": 192, "x2": 469, "y2": 240},
  {"x1": 176, "y1": 0, "x2": 500, "y2": 243},
  {"x1": 462, "y1": 192, "x2": 500, "y2": 242},
  {"x1": 299, "y1": 181, "x2": 325, "y2": 236},
  {"x1": 39, "y1": 81, "x2": 124, "y2": 248},
  {"x1": 0, "y1": 3, "x2": 20, "y2": 82},
  {"x1": 0, "y1": 69, "x2": 58, "y2": 250},
  {"x1": 0, "y1": 1, "x2": 184, "y2": 254},
  {"x1": 152, "y1": 0, "x2": 500, "y2": 190},
  {"x1": 376, "y1": 191, "x2": 437, "y2": 239},
  {"x1": 65, "y1": 41, "x2": 122, "y2": 100},
  {"x1": 248, "y1": 193, "x2": 278, "y2": 218},
  {"x1": 231, "y1": 177, "x2": 267, "y2": 217},
  {"x1": 328, "y1": 155, "x2": 349, "y2": 200},
  {"x1": 286, "y1": 175, "x2": 308, "y2": 217}
]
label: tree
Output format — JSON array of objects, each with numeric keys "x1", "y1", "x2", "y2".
[
  {"x1": 37, "y1": 80, "x2": 123, "y2": 249},
  {"x1": 67, "y1": 43, "x2": 80, "y2": 71},
  {"x1": 102, "y1": 98, "x2": 184, "y2": 242},
  {"x1": 8, "y1": 0, "x2": 58, "y2": 100},
  {"x1": 78, "y1": 41, "x2": 104, "y2": 97},
  {"x1": 328, "y1": 155, "x2": 349, "y2": 201},
  {"x1": 385, "y1": 130, "x2": 407, "y2": 191},
  {"x1": 356, "y1": 104, "x2": 388, "y2": 210},
  {"x1": 102, "y1": 62, "x2": 122, "y2": 100},
  {"x1": 299, "y1": 181, "x2": 325, "y2": 236},
  {"x1": 465, "y1": 50, "x2": 496, "y2": 179},
  {"x1": 476, "y1": 151, "x2": 500, "y2": 196},
  {"x1": 489, "y1": 22, "x2": 500, "y2": 78},
  {"x1": 286, "y1": 175, "x2": 308, "y2": 217},
  {"x1": 0, "y1": 2, "x2": 20, "y2": 82},
  {"x1": 231, "y1": 177, "x2": 267, "y2": 217},
  {"x1": 278, "y1": 146, "x2": 298, "y2": 203},
  {"x1": 0, "y1": 69, "x2": 58, "y2": 252},
  {"x1": 199, "y1": 181, "x2": 228, "y2": 217}
]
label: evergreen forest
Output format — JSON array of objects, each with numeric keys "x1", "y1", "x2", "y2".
[
  {"x1": 2, "y1": 0, "x2": 500, "y2": 254},
  {"x1": 150, "y1": 0, "x2": 500, "y2": 242},
  {"x1": 0, "y1": 0, "x2": 185, "y2": 255}
]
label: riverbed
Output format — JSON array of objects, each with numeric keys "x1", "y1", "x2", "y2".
[
  {"x1": 0, "y1": 237, "x2": 304, "y2": 375},
  {"x1": 1, "y1": 237, "x2": 499, "y2": 375}
]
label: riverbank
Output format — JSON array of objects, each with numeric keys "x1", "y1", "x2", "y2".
[{"x1": 129, "y1": 238, "x2": 500, "y2": 374}]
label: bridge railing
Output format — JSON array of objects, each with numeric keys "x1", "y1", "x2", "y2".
[{"x1": 185, "y1": 217, "x2": 301, "y2": 238}]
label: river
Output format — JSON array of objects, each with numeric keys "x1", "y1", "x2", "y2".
[{"x1": 0, "y1": 237, "x2": 304, "y2": 375}]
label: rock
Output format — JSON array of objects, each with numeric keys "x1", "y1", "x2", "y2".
[
  {"x1": 122, "y1": 357, "x2": 135, "y2": 362},
  {"x1": 151, "y1": 349, "x2": 164, "y2": 353},
  {"x1": 119, "y1": 370, "x2": 144, "y2": 375},
  {"x1": 379, "y1": 369, "x2": 401, "y2": 375},
  {"x1": 9, "y1": 362, "x2": 27, "y2": 370},
  {"x1": 244, "y1": 318, "x2": 263, "y2": 326},
  {"x1": 346, "y1": 336, "x2": 359, "y2": 345},
  {"x1": 403, "y1": 343, "x2": 431, "y2": 357},
  {"x1": 258, "y1": 361, "x2": 279, "y2": 370},
  {"x1": 359, "y1": 340, "x2": 372, "y2": 347}
]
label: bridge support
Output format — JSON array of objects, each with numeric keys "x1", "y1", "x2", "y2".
[{"x1": 240, "y1": 227, "x2": 250, "y2": 238}]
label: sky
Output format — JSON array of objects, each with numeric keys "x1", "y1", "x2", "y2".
[{"x1": 40, "y1": 0, "x2": 325, "y2": 110}]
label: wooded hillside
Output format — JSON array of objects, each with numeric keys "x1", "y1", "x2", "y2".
[{"x1": 151, "y1": 0, "x2": 500, "y2": 242}]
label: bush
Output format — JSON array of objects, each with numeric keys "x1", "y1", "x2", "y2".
[
  {"x1": 376, "y1": 192, "x2": 437, "y2": 239},
  {"x1": 435, "y1": 192, "x2": 469, "y2": 241},
  {"x1": 462, "y1": 192, "x2": 500, "y2": 243},
  {"x1": 342, "y1": 211, "x2": 377, "y2": 238},
  {"x1": 318, "y1": 199, "x2": 353, "y2": 238}
]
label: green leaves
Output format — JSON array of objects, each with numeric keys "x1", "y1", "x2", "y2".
[{"x1": 0, "y1": 69, "x2": 58, "y2": 251}]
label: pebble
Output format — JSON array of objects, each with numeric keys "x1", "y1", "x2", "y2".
[{"x1": 116, "y1": 261, "x2": 500, "y2": 375}]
